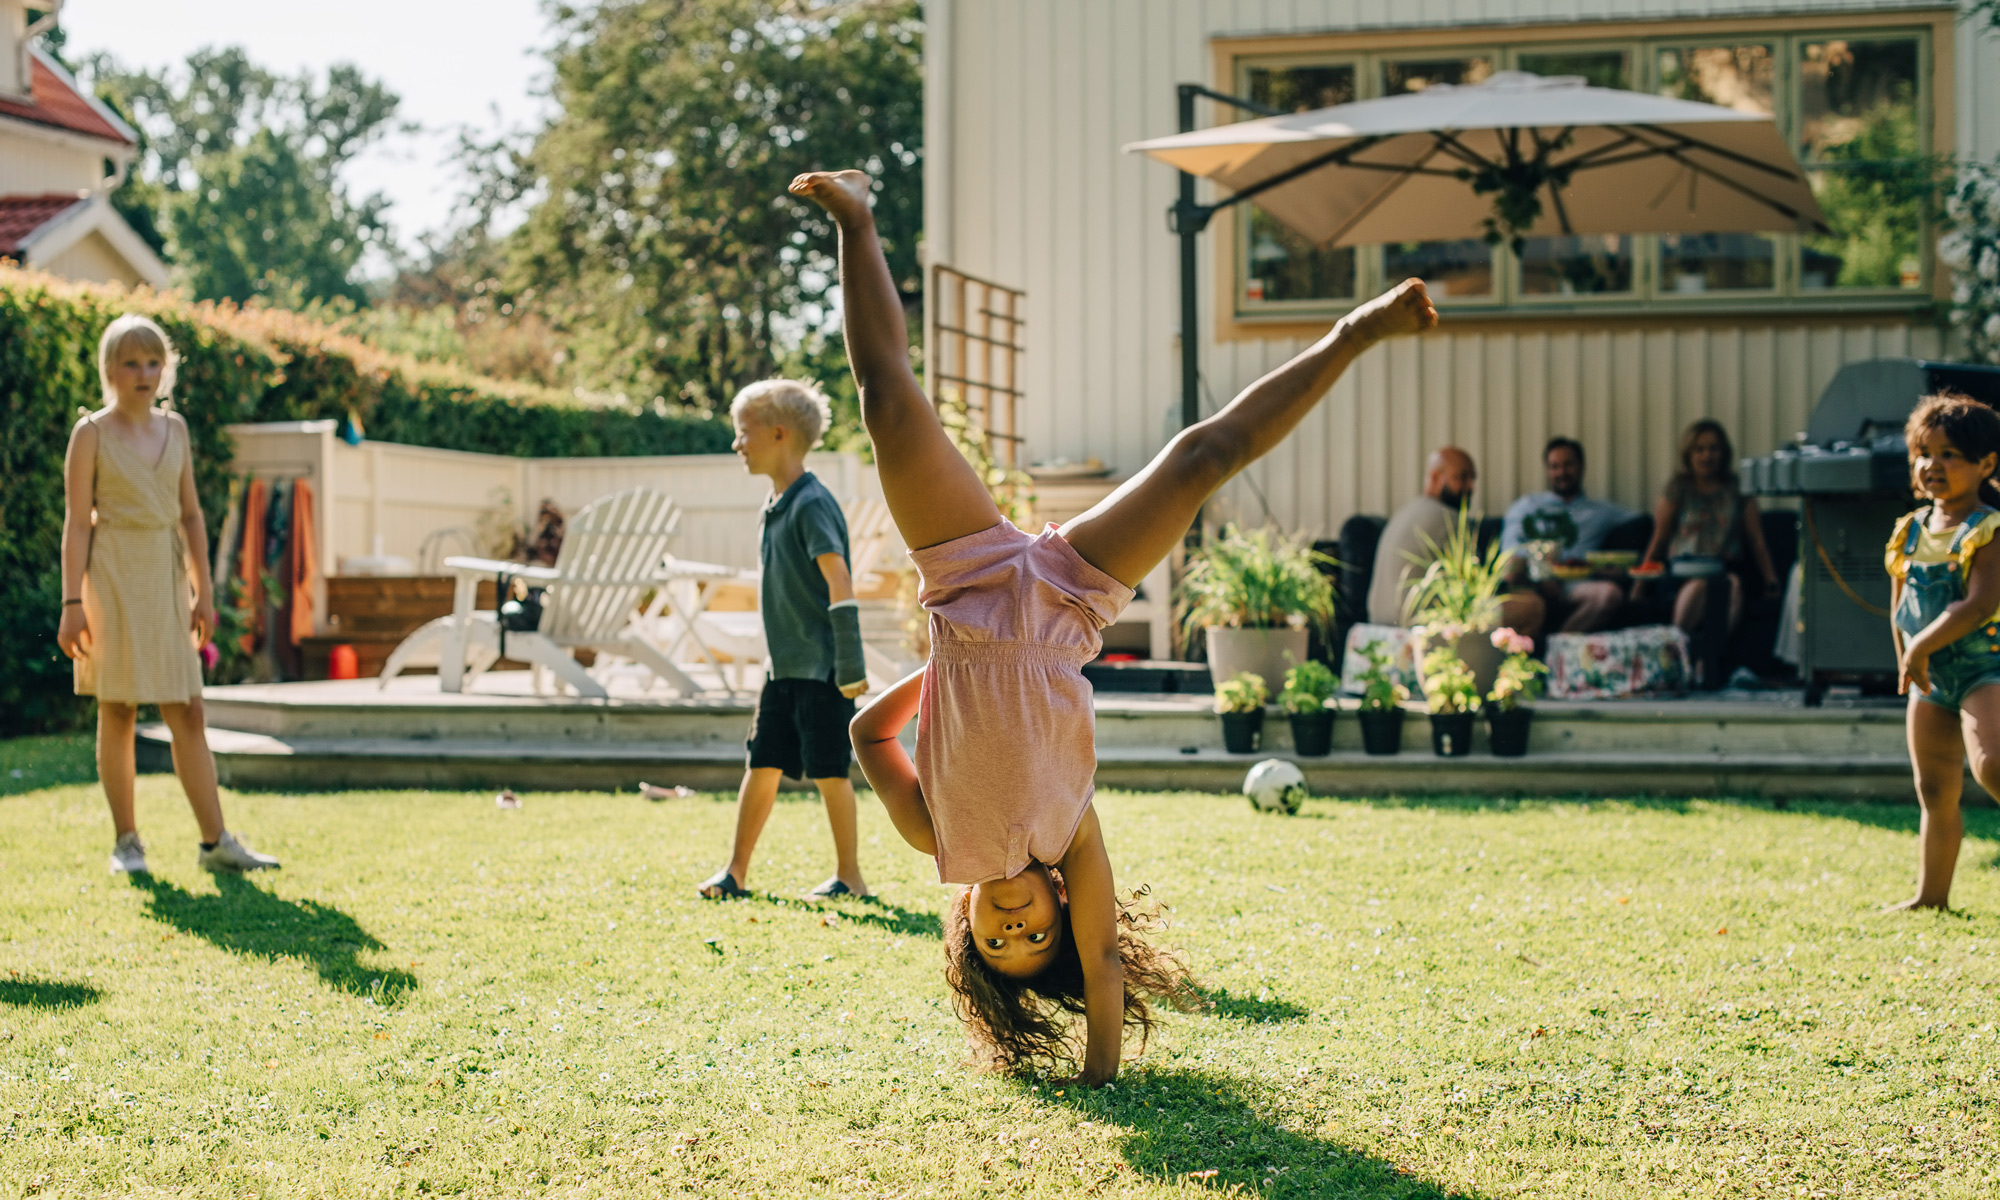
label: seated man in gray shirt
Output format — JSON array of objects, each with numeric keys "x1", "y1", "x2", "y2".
[
  {"x1": 1500, "y1": 436, "x2": 1633, "y2": 633},
  {"x1": 1368, "y1": 447, "x2": 1545, "y2": 634}
]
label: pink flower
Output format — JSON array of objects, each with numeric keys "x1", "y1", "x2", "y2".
[
  {"x1": 1490, "y1": 627, "x2": 1534, "y2": 656},
  {"x1": 199, "y1": 641, "x2": 220, "y2": 671}
]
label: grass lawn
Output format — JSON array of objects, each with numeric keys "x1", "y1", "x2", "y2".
[{"x1": 3, "y1": 734, "x2": 1999, "y2": 1198}]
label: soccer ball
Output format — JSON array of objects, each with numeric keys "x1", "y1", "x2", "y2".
[{"x1": 1243, "y1": 758, "x2": 1307, "y2": 816}]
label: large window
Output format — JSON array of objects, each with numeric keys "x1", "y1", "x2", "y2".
[{"x1": 1231, "y1": 24, "x2": 1933, "y2": 317}]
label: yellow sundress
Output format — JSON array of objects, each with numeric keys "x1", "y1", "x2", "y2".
[{"x1": 74, "y1": 410, "x2": 205, "y2": 703}]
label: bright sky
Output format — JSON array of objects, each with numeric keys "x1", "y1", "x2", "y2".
[{"x1": 59, "y1": 0, "x2": 557, "y2": 265}]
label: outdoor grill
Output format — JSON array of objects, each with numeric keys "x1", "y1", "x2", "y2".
[{"x1": 1743, "y1": 358, "x2": 2000, "y2": 704}]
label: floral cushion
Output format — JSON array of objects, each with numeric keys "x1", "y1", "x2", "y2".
[
  {"x1": 1547, "y1": 625, "x2": 1690, "y2": 700},
  {"x1": 1339, "y1": 623, "x2": 1419, "y2": 696}
]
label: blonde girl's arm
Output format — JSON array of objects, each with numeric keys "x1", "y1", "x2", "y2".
[
  {"x1": 849, "y1": 668, "x2": 936, "y2": 855},
  {"x1": 171, "y1": 414, "x2": 218, "y2": 640},
  {"x1": 1058, "y1": 806, "x2": 1125, "y2": 1087},
  {"x1": 57, "y1": 419, "x2": 97, "y2": 659}
]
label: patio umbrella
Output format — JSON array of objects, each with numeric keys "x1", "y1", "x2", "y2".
[{"x1": 1127, "y1": 71, "x2": 1828, "y2": 249}]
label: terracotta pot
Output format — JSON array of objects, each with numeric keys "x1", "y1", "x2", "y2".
[
  {"x1": 1219, "y1": 708, "x2": 1265, "y2": 754},
  {"x1": 1288, "y1": 708, "x2": 1335, "y2": 757},
  {"x1": 1414, "y1": 627, "x2": 1507, "y2": 701},
  {"x1": 1487, "y1": 706, "x2": 1533, "y2": 757},
  {"x1": 1205, "y1": 626, "x2": 1311, "y2": 694},
  {"x1": 1358, "y1": 707, "x2": 1404, "y2": 756},
  {"x1": 1429, "y1": 710, "x2": 1476, "y2": 757}
]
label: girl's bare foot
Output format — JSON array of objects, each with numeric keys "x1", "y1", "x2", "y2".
[
  {"x1": 1882, "y1": 896, "x2": 1949, "y2": 912},
  {"x1": 1344, "y1": 278, "x2": 1439, "y2": 344},
  {"x1": 789, "y1": 169, "x2": 874, "y2": 229}
]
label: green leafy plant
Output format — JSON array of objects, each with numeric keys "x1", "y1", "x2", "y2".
[
  {"x1": 1485, "y1": 627, "x2": 1547, "y2": 712},
  {"x1": 1213, "y1": 671, "x2": 1270, "y2": 715},
  {"x1": 1280, "y1": 660, "x2": 1339, "y2": 715},
  {"x1": 1177, "y1": 524, "x2": 1336, "y2": 646},
  {"x1": 1420, "y1": 641, "x2": 1479, "y2": 715},
  {"x1": 1404, "y1": 506, "x2": 1514, "y2": 631},
  {"x1": 1355, "y1": 640, "x2": 1408, "y2": 713},
  {"x1": 1456, "y1": 130, "x2": 1578, "y2": 255}
]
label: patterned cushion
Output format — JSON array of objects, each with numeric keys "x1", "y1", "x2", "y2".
[{"x1": 1547, "y1": 625, "x2": 1691, "y2": 700}]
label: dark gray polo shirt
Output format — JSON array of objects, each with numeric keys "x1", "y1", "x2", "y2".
[{"x1": 759, "y1": 471, "x2": 851, "y2": 681}]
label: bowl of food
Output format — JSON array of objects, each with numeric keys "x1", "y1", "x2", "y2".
[
  {"x1": 1551, "y1": 564, "x2": 1593, "y2": 581},
  {"x1": 1586, "y1": 550, "x2": 1639, "y2": 570},
  {"x1": 1627, "y1": 561, "x2": 1667, "y2": 580}
]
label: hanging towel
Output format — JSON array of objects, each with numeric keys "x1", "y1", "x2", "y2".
[
  {"x1": 289, "y1": 479, "x2": 320, "y2": 646},
  {"x1": 236, "y1": 479, "x2": 268, "y2": 654}
]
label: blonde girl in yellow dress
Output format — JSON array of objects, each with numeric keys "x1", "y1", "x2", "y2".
[{"x1": 57, "y1": 314, "x2": 279, "y2": 875}]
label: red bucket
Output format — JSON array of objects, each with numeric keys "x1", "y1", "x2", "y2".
[{"x1": 327, "y1": 643, "x2": 359, "y2": 680}]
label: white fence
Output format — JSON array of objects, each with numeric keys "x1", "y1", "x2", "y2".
[{"x1": 224, "y1": 422, "x2": 902, "y2": 634}]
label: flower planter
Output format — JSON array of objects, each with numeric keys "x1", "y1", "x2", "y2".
[
  {"x1": 1486, "y1": 706, "x2": 1533, "y2": 757},
  {"x1": 1429, "y1": 710, "x2": 1476, "y2": 757},
  {"x1": 1357, "y1": 707, "x2": 1405, "y2": 756},
  {"x1": 1219, "y1": 708, "x2": 1265, "y2": 754},
  {"x1": 1287, "y1": 708, "x2": 1335, "y2": 757},
  {"x1": 1414, "y1": 626, "x2": 1506, "y2": 700},
  {"x1": 1205, "y1": 626, "x2": 1311, "y2": 693}
]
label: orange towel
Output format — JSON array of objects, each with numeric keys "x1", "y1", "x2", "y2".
[
  {"x1": 289, "y1": 480, "x2": 320, "y2": 646},
  {"x1": 236, "y1": 479, "x2": 267, "y2": 654}
]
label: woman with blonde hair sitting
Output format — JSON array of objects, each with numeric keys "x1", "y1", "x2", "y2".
[{"x1": 1640, "y1": 418, "x2": 1781, "y2": 637}]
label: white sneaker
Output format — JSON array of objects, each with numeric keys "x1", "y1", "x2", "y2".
[
  {"x1": 198, "y1": 830, "x2": 281, "y2": 873},
  {"x1": 109, "y1": 831, "x2": 148, "y2": 874}
]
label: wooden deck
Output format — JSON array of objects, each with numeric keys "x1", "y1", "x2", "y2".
[{"x1": 132, "y1": 676, "x2": 1946, "y2": 801}]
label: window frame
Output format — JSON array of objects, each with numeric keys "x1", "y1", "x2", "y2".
[{"x1": 1216, "y1": 12, "x2": 1945, "y2": 330}]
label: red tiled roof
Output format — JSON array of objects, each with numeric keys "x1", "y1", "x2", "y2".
[
  {"x1": 0, "y1": 192, "x2": 90, "y2": 255},
  {"x1": 0, "y1": 55, "x2": 134, "y2": 147}
]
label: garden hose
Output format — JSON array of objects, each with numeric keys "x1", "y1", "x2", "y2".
[{"x1": 1801, "y1": 498, "x2": 1890, "y2": 619}]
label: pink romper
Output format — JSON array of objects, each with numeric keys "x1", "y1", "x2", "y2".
[{"x1": 909, "y1": 521, "x2": 1134, "y2": 885}]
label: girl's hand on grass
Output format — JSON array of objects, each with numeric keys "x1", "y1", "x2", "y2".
[{"x1": 57, "y1": 605, "x2": 89, "y2": 659}]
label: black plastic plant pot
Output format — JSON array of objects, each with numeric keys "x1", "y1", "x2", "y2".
[
  {"x1": 1357, "y1": 707, "x2": 1404, "y2": 756},
  {"x1": 1219, "y1": 708, "x2": 1264, "y2": 754},
  {"x1": 1430, "y1": 710, "x2": 1476, "y2": 757},
  {"x1": 1487, "y1": 706, "x2": 1533, "y2": 757},
  {"x1": 1288, "y1": 709, "x2": 1335, "y2": 757}
]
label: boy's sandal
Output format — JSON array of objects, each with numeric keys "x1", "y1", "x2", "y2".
[
  {"x1": 802, "y1": 877, "x2": 872, "y2": 900},
  {"x1": 697, "y1": 869, "x2": 750, "y2": 900}
]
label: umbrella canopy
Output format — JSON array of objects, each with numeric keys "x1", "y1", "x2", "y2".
[{"x1": 1127, "y1": 71, "x2": 1828, "y2": 248}]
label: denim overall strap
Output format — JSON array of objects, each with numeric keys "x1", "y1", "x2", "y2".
[
  {"x1": 1903, "y1": 506, "x2": 1930, "y2": 559},
  {"x1": 1947, "y1": 506, "x2": 1996, "y2": 564}
]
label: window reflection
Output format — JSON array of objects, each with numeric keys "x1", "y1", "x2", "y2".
[
  {"x1": 1381, "y1": 56, "x2": 1495, "y2": 301},
  {"x1": 1653, "y1": 44, "x2": 1780, "y2": 292},
  {"x1": 1516, "y1": 49, "x2": 1629, "y2": 90},
  {"x1": 1660, "y1": 234, "x2": 1777, "y2": 292},
  {"x1": 1798, "y1": 38, "x2": 1925, "y2": 291},
  {"x1": 1519, "y1": 235, "x2": 1635, "y2": 296},
  {"x1": 1240, "y1": 64, "x2": 1357, "y2": 305}
]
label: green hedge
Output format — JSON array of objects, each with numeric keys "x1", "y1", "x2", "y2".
[{"x1": 0, "y1": 269, "x2": 731, "y2": 735}]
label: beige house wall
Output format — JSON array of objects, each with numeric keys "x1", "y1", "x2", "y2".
[
  {"x1": 927, "y1": 0, "x2": 1996, "y2": 535},
  {"x1": 0, "y1": 132, "x2": 101, "y2": 194},
  {"x1": 42, "y1": 228, "x2": 143, "y2": 286}
]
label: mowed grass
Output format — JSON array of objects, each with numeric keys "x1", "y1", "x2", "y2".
[{"x1": 3, "y1": 737, "x2": 2000, "y2": 1198}]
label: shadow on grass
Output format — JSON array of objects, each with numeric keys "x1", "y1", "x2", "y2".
[
  {"x1": 731, "y1": 891, "x2": 945, "y2": 939},
  {"x1": 0, "y1": 977, "x2": 102, "y2": 1010},
  {"x1": 131, "y1": 873, "x2": 417, "y2": 1002},
  {"x1": 1054, "y1": 1067, "x2": 1478, "y2": 1198},
  {"x1": 1190, "y1": 983, "x2": 1309, "y2": 1024}
]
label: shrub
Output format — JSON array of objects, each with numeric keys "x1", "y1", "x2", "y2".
[
  {"x1": 1213, "y1": 672, "x2": 1269, "y2": 715},
  {"x1": 1355, "y1": 640, "x2": 1409, "y2": 713},
  {"x1": 1176, "y1": 524, "x2": 1336, "y2": 647},
  {"x1": 1279, "y1": 660, "x2": 1338, "y2": 715},
  {"x1": 0, "y1": 268, "x2": 731, "y2": 735}
]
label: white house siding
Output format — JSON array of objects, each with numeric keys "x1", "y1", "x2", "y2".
[
  {"x1": 42, "y1": 229, "x2": 143, "y2": 287},
  {"x1": 927, "y1": 0, "x2": 1994, "y2": 532},
  {"x1": 0, "y1": 131, "x2": 100, "y2": 194}
]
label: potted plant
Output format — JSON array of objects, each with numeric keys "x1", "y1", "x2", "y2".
[
  {"x1": 1484, "y1": 627, "x2": 1548, "y2": 757},
  {"x1": 1354, "y1": 640, "x2": 1408, "y2": 756},
  {"x1": 1214, "y1": 671, "x2": 1269, "y2": 754},
  {"x1": 1420, "y1": 639, "x2": 1479, "y2": 757},
  {"x1": 1280, "y1": 660, "x2": 1339, "y2": 757},
  {"x1": 1178, "y1": 524, "x2": 1336, "y2": 690},
  {"x1": 1405, "y1": 506, "x2": 1516, "y2": 698}
]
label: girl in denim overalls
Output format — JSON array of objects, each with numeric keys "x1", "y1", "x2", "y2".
[{"x1": 1884, "y1": 393, "x2": 2000, "y2": 910}]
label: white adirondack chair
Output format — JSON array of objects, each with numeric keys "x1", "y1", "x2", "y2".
[{"x1": 379, "y1": 486, "x2": 697, "y2": 698}]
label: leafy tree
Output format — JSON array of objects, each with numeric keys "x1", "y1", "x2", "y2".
[
  {"x1": 85, "y1": 48, "x2": 401, "y2": 305},
  {"x1": 504, "y1": 0, "x2": 922, "y2": 412}
]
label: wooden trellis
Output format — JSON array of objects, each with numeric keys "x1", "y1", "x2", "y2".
[{"x1": 927, "y1": 264, "x2": 1026, "y2": 467}]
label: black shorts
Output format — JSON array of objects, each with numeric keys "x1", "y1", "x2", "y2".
[{"x1": 746, "y1": 676, "x2": 856, "y2": 781}]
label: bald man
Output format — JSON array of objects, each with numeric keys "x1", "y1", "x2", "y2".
[{"x1": 1366, "y1": 448, "x2": 1546, "y2": 635}]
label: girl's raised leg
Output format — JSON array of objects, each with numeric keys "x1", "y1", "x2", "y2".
[
  {"x1": 1062, "y1": 281, "x2": 1438, "y2": 588},
  {"x1": 790, "y1": 171, "x2": 999, "y2": 551}
]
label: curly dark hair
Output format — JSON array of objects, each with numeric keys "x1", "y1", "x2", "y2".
[
  {"x1": 1906, "y1": 391, "x2": 2000, "y2": 507},
  {"x1": 942, "y1": 868, "x2": 1199, "y2": 1074}
]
